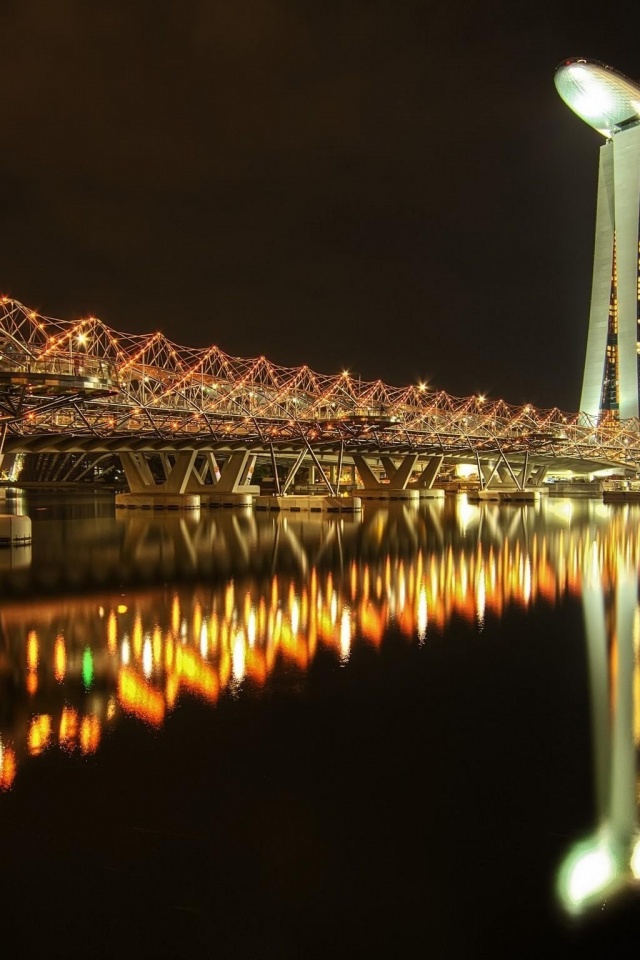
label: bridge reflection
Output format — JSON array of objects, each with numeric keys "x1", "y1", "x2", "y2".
[
  {"x1": 1, "y1": 499, "x2": 640, "y2": 811},
  {"x1": 1, "y1": 496, "x2": 637, "y2": 594},
  {"x1": 1, "y1": 502, "x2": 640, "y2": 928}
]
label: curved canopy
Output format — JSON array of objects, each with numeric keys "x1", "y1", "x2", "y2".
[{"x1": 554, "y1": 58, "x2": 640, "y2": 137}]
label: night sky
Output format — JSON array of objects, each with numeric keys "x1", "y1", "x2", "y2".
[{"x1": 2, "y1": 1, "x2": 640, "y2": 411}]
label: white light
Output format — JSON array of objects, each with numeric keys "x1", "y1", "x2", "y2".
[
  {"x1": 247, "y1": 610, "x2": 256, "y2": 648},
  {"x1": 142, "y1": 637, "x2": 152, "y2": 678},
  {"x1": 523, "y1": 555, "x2": 531, "y2": 604},
  {"x1": 290, "y1": 598, "x2": 299, "y2": 635},
  {"x1": 417, "y1": 586, "x2": 428, "y2": 642},
  {"x1": 565, "y1": 846, "x2": 614, "y2": 907},
  {"x1": 232, "y1": 631, "x2": 246, "y2": 681},
  {"x1": 476, "y1": 568, "x2": 486, "y2": 629},
  {"x1": 340, "y1": 607, "x2": 351, "y2": 662},
  {"x1": 330, "y1": 593, "x2": 338, "y2": 625},
  {"x1": 555, "y1": 59, "x2": 640, "y2": 137}
]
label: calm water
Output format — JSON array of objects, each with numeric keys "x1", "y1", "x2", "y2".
[{"x1": 1, "y1": 492, "x2": 639, "y2": 957}]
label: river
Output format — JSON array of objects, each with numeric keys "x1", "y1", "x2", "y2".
[{"x1": 0, "y1": 492, "x2": 638, "y2": 957}]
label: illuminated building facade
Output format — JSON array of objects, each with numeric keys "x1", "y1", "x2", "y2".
[{"x1": 555, "y1": 58, "x2": 640, "y2": 420}]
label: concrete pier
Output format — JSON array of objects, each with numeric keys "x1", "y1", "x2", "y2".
[
  {"x1": 254, "y1": 495, "x2": 362, "y2": 513},
  {"x1": 357, "y1": 488, "x2": 420, "y2": 503},
  {"x1": 199, "y1": 492, "x2": 253, "y2": 509},
  {"x1": 416, "y1": 488, "x2": 445, "y2": 500},
  {"x1": 467, "y1": 488, "x2": 542, "y2": 503},
  {"x1": 115, "y1": 493, "x2": 201, "y2": 511},
  {"x1": 603, "y1": 490, "x2": 640, "y2": 504},
  {"x1": 0, "y1": 513, "x2": 32, "y2": 545},
  {"x1": 548, "y1": 481, "x2": 604, "y2": 499}
]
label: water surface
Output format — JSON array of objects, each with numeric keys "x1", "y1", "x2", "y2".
[{"x1": 1, "y1": 493, "x2": 639, "y2": 957}]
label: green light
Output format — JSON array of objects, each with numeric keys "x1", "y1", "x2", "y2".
[{"x1": 82, "y1": 647, "x2": 94, "y2": 690}]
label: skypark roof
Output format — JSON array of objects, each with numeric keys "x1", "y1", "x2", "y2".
[{"x1": 554, "y1": 58, "x2": 640, "y2": 137}]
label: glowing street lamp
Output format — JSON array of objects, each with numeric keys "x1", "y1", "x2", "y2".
[{"x1": 70, "y1": 329, "x2": 89, "y2": 374}]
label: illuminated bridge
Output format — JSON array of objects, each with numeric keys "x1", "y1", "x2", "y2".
[{"x1": 0, "y1": 297, "x2": 638, "y2": 506}]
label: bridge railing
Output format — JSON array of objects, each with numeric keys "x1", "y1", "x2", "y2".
[{"x1": 0, "y1": 353, "x2": 118, "y2": 383}]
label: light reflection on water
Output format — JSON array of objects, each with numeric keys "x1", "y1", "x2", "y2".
[{"x1": 1, "y1": 494, "x2": 640, "y2": 921}]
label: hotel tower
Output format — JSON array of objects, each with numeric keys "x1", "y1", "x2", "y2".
[{"x1": 555, "y1": 58, "x2": 640, "y2": 421}]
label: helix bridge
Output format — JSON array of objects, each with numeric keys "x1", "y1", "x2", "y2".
[{"x1": 0, "y1": 297, "x2": 638, "y2": 486}]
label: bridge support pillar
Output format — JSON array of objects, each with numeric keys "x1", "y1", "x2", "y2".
[
  {"x1": 353, "y1": 453, "x2": 421, "y2": 502},
  {"x1": 352, "y1": 454, "x2": 381, "y2": 490},
  {"x1": 529, "y1": 465, "x2": 549, "y2": 486},
  {"x1": 412, "y1": 455, "x2": 445, "y2": 499},
  {"x1": 190, "y1": 451, "x2": 259, "y2": 507},
  {"x1": 116, "y1": 452, "x2": 201, "y2": 510},
  {"x1": 471, "y1": 452, "x2": 544, "y2": 502},
  {"x1": 214, "y1": 452, "x2": 255, "y2": 492},
  {"x1": 281, "y1": 449, "x2": 307, "y2": 495},
  {"x1": 164, "y1": 452, "x2": 198, "y2": 494},
  {"x1": 119, "y1": 451, "x2": 198, "y2": 494},
  {"x1": 120, "y1": 453, "x2": 155, "y2": 492}
]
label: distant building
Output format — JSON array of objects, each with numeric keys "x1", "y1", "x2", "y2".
[{"x1": 555, "y1": 58, "x2": 640, "y2": 420}]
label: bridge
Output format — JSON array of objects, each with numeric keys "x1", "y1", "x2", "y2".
[{"x1": 1, "y1": 297, "x2": 638, "y2": 509}]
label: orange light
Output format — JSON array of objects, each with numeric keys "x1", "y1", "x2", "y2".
[
  {"x1": 133, "y1": 615, "x2": 143, "y2": 658},
  {"x1": 28, "y1": 715, "x2": 52, "y2": 756},
  {"x1": 54, "y1": 635, "x2": 66, "y2": 682},
  {"x1": 60, "y1": 707, "x2": 79, "y2": 749},
  {"x1": 107, "y1": 611, "x2": 117, "y2": 653},
  {"x1": 176, "y1": 646, "x2": 220, "y2": 702},
  {"x1": 0, "y1": 745, "x2": 17, "y2": 791},
  {"x1": 26, "y1": 630, "x2": 38, "y2": 670},
  {"x1": 80, "y1": 715, "x2": 101, "y2": 754},
  {"x1": 118, "y1": 667, "x2": 165, "y2": 727}
]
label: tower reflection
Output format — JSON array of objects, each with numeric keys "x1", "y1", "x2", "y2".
[{"x1": 556, "y1": 541, "x2": 640, "y2": 914}]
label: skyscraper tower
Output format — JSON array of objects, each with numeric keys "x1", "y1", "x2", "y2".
[{"x1": 555, "y1": 58, "x2": 640, "y2": 421}]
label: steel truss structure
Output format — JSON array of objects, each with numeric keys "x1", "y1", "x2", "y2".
[{"x1": 0, "y1": 297, "x2": 638, "y2": 475}]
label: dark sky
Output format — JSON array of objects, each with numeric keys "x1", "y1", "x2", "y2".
[{"x1": 2, "y1": 1, "x2": 640, "y2": 410}]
